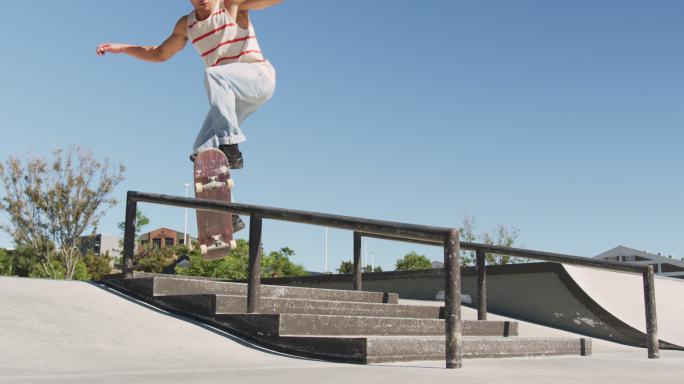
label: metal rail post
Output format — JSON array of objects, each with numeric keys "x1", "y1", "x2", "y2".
[
  {"x1": 476, "y1": 249, "x2": 487, "y2": 321},
  {"x1": 247, "y1": 215, "x2": 263, "y2": 313},
  {"x1": 122, "y1": 193, "x2": 137, "y2": 278},
  {"x1": 353, "y1": 232, "x2": 362, "y2": 290},
  {"x1": 444, "y1": 229, "x2": 462, "y2": 369},
  {"x1": 642, "y1": 265, "x2": 659, "y2": 358}
]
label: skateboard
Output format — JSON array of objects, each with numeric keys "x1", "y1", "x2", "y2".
[{"x1": 194, "y1": 148, "x2": 237, "y2": 260}]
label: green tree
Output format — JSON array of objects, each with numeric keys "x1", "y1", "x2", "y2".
[
  {"x1": 337, "y1": 260, "x2": 353, "y2": 274},
  {"x1": 0, "y1": 146, "x2": 124, "y2": 280},
  {"x1": 459, "y1": 214, "x2": 526, "y2": 266},
  {"x1": 262, "y1": 247, "x2": 307, "y2": 277},
  {"x1": 117, "y1": 209, "x2": 150, "y2": 251},
  {"x1": 395, "y1": 251, "x2": 432, "y2": 271}
]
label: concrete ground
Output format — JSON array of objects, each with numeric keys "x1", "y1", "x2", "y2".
[{"x1": 1, "y1": 276, "x2": 683, "y2": 384}]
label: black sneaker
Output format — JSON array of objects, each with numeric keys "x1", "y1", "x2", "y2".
[
  {"x1": 189, "y1": 145, "x2": 243, "y2": 168},
  {"x1": 233, "y1": 215, "x2": 245, "y2": 233},
  {"x1": 219, "y1": 144, "x2": 244, "y2": 169}
]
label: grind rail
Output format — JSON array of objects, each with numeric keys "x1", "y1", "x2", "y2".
[{"x1": 121, "y1": 191, "x2": 658, "y2": 367}]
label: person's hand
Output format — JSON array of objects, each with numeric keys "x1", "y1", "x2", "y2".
[{"x1": 96, "y1": 43, "x2": 129, "y2": 56}]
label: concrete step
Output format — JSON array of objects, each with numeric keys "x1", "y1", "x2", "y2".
[
  {"x1": 102, "y1": 276, "x2": 590, "y2": 364},
  {"x1": 225, "y1": 335, "x2": 589, "y2": 364},
  {"x1": 158, "y1": 294, "x2": 442, "y2": 319},
  {"x1": 118, "y1": 275, "x2": 398, "y2": 304},
  {"x1": 364, "y1": 336, "x2": 591, "y2": 363},
  {"x1": 213, "y1": 313, "x2": 517, "y2": 337}
]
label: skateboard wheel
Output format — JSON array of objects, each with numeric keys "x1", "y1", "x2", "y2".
[
  {"x1": 200, "y1": 244, "x2": 207, "y2": 254},
  {"x1": 195, "y1": 182, "x2": 203, "y2": 193},
  {"x1": 229, "y1": 240, "x2": 237, "y2": 250},
  {"x1": 226, "y1": 179, "x2": 234, "y2": 189}
]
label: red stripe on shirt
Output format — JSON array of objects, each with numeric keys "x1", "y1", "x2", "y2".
[
  {"x1": 189, "y1": 9, "x2": 226, "y2": 29},
  {"x1": 192, "y1": 22, "x2": 236, "y2": 44},
  {"x1": 212, "y1": 50, "x2": 262, "y2": 66},
  {"x1": 201, "y1": 36, "x2": 256, "y2": 57}
]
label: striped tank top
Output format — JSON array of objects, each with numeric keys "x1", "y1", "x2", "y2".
[{"x1": 187, "y1": 2, "x2": 265, "y2": 67}]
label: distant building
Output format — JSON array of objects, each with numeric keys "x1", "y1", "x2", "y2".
[
  {"x1": 594, "y1": 246, "x2": 684, "y2": 279},
  {"x1": 78, "y1": 234, "x2": 120, "y2": 258},
  {"x1": 136, "y1": 228, "x2": 197, "y2": 252}
]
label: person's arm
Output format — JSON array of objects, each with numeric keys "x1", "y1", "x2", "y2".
[
  {"x1": 224, "y1": 0, "x2": 282, "y2": 17},
  {"x1": 96, "y1": 16, "x2": 188, "y2": 63},
  {"x1": 238, "y1": 0, "x2": 283, "y2": 11}
]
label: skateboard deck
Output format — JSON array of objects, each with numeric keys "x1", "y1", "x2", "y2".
[{"x1": 194, "y1": 148, "x2": 236, "y2": 260}]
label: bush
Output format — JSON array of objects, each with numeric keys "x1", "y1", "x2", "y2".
[
  {"x1": 337, "y1": 260, "x2": 353, "y2": 274},
  {"x1": 395, "y1": 251, "x2": 432, "y2": 271},
  {"x1": 28, "y1": 256, "x2": 90, "y2": 280},
  {"x1": 10, "y1": 244, "x2": 43, "y2": 277},
  {"x1": 135, "y1": 244, "x2": 188, "y2": 273},
  {"x1": 0, "y1": 248, "x2": 12, "y2": 276},
  {"x1": 175, "y1": 240, "x2": 308, "y2": 279},
  {"x1": 83, "y1": 250, "x2": 112, "y2": 280}
]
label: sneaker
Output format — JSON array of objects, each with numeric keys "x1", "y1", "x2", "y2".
[
  {"x1": 190, "y1": 145, "x2": 244, "y2": 169},
  {"x1": 219, "y1": 144, "x2": 244, "y2": 169},
  {"x1": 233, "y1": 215, "x2": 245, "y2": 233}
]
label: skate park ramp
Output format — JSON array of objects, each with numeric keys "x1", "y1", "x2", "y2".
[
  {"x1": 564, "y1": 264, "x2": 684, "y2": 348},
  {"x1": 0, "y1": 276, "x2": 330, "y2": 381},
  {"x1": 4, "y1": 275, "x2": 684, "y2": 384},
  {"x1": 263, "y1": 262, "x2": 684, "y2": 350}
]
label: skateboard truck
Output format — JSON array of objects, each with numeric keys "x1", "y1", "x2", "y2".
[
  {"x1": 195, "y1": 175, "x2": 235, "y2": 193},
  {"x1": 199, "y1": 235, "x2": 238, "y2": 255}
]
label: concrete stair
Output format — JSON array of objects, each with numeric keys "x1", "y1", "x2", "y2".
[
  {"x1": 210, "y1": 313, "x2": 516, "y2": 337},
  {"x1": 123, "y1": 274, "x2": 398, "y2": 304},
  {"x1": 160, "y1": 294, "x2": 441, "y2": 318},
  {"x1": 104, "y1": 274, "x2": 591, "y2": 364}
]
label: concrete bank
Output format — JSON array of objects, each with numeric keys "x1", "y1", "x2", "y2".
[{"x1": 1, "y1": 276, "x2": 683, "y2": 384}]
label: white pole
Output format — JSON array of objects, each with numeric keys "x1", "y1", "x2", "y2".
[
  {"x1": 371, "y1": 251, "x2": 375, "y2": 270},
  {"x1": 324, "y1": 227, "x2": 328, "y2": 273},
  {"x1": 184, "y1": 183, "x2": 189, "y2": 246},
  {"x1": 364, "y1": 240, "x2": 368, "y2": 270}
]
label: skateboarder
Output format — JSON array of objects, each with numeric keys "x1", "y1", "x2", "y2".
[{"x1": 97, "y1": 0, "x2": 281, "y2": 231}]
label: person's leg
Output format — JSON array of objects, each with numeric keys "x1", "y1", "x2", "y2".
[
  {"x1": 190, "y1": 62, "x2": 276, "y2": 232},
  {"x1": 191, "y1": 62, "x2": 276, "y2": 162}
]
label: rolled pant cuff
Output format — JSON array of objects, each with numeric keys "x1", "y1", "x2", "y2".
[{"x1": 191, "y1": 133, "x2": 246, "y2": 158}]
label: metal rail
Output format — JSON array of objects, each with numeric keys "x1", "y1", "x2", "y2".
[
  {"x1": 121, "y1": 191, "x2": 463, "y2": 368},
  {"x1": 122, "y1": 190, "x2": 659, "y2": 364}
]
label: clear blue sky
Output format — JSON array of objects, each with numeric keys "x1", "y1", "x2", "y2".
[{"x1": 1, "y1": 1, "x2": 683, "y2": 271}]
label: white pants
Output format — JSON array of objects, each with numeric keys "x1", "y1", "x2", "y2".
[{"x1": 191, "y1": 61, "x2": 276, "y2": 157}]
